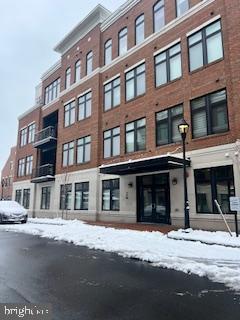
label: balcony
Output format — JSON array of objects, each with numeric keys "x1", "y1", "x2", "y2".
[
  {"x1": 33, "y1": 126, "x2": 57, "y2": 148},
  {"x1": 31, "y1": 164, "x2": 55, "y2": 183}
]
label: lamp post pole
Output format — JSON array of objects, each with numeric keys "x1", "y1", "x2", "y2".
[{"x1": 178, "y1": 119, "x2": 190, "y2": 229}]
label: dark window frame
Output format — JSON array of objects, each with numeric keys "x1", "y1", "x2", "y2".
[
  {"x1": 103, "y1": 126, "x2": 120, "y2": 159},
  {"x1": 135, "y1": 14, "x2": 145, "y2": 45},
  {"x1": 74, "y1": 182, "x2": 89, "y2": 210},
  {"x1": 23, "y1": 189, "x2": 30, "y2": 209},
  {"x1": 15, "y1": 190, "x2": 22, "y2": 204},
  {"x1": 175, "y1": 0, "x2": 189, "y2": 17},
  {"x1": 77, "y1": 135, "x2": 91, "y2": 164},
  {"x1": 60, "y1": 184, "x2": 72, "y2": 210},
  {"x1": 125, "y1": 63, "x2": 146, "y2": 102},
  {"x1": 125, "y1": 118, "x2": 146, "y2": 153},
  {"x1": 74, "y1": 60, "x2": 81, "y2": 83},
  {"x1": 103, "y1": 77, "x2": 121, "y2": 111},
  {"x1": 102, "y1": 179, "x2": 120, "y2": 211},
  {"x1": 86, "y1": 51, "x2": 93, "y2": 75},
  {"x1": 65, "y1": 67, "x2": 71, "y2": 89},
  {"x1": 118, "y1": 27, "x2": 128, "y2": 56},
  {"x1": 28, "y1": 123, "x2": 36, "y2": 143},
  {"x1": 44, "y1": 78, "x2": 60, "y2": 105},
  {"x1": 41, "y1": 186, "x2": 51, "y2": 210},
  {"x1": 78, "y1": 91, "x2": 92, "y2": 120},
  {"x1": 62, "y1": 141, "x2": 75, "y2": 167},
  {"x1": 64, "y1": 101, "x2": 76, "y2": 127},
  {"x1": 153, "y1": 0, "x2": 165, "y2": 33},
  {"x1": 104, "y1": 39, "x2": 112, "y2": 65}
]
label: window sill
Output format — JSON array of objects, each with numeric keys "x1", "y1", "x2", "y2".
[
  {"x1": 125, "y1": 149, "x2": 147, "y2": 156},
  {"x1": 189, "y1": 58, "x2": 224, "y2": 75},
  {"x1": 192, "y1": 130, "x2": 229, "y2": 142},
  {"x1": 155, "y1": 77, "x2": 182, "y2": 90},
  {"x1": 125, "y1": 93, "x2": 146, "y2": 104},
  {"x1": 103, "y1": 104, "x2": 120, "y2": 114},
  {"x1": 78, "y1": 115, "x2": 92, "y2": 122}
]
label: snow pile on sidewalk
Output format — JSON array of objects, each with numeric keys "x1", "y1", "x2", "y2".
[
  {"x1": 168, "y1": 229, "x2": 240, "y2": 248},
  {"x1": 1, "y1": 219, "x2": 240, "y2": 291}
]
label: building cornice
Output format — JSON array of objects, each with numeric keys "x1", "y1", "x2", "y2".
[{"x1": 41, "y1": 60, "x2": 61, "y2": 81}]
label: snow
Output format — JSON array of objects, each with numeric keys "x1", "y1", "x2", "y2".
[
  {"x1": 0, "y1": 201, "x2": 27, "y2": 216},
  {"x1": 0, "y1": 219, "x2": 240, "y2": 291},
  {"x1": 168, "y1": 229, "x2": 240, "y2": 248}
]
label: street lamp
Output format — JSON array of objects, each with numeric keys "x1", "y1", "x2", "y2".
[{"x1": 178, "y1": 119, "x2": 190, "y2": 229}]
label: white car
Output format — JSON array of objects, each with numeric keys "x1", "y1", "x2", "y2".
[{"x1": 0, "y1": 201, "x2": 28, "y2": 224}]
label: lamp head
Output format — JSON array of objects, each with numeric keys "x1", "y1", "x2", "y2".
[{"x1": 178, "y1": 119, "x2": 189, "y2": 135}]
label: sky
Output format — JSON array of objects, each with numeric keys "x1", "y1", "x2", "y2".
[{"x1": 0, "y1": 0, "x2": 125, "y2": 173}]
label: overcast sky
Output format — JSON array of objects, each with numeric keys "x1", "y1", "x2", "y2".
[{"x1": 0, "y1": 0, "x2": 125, "y2": 173}]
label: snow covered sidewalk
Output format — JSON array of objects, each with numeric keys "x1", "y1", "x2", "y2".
[
  {"x1": 0, "y1": 219, "x2": 240, "y2": 292},
  {"x1": 168, "y1": 229, "x2": 240, "y2": 248}
]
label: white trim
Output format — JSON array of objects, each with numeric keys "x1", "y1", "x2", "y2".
[
  {"x1": 42, "y1": 97, "x2": 60, "y2": 111},
  {"x1": 77, "y1": 88, "x2": 92, "y2": 98},
  {"x1": 186, "y1": 14, "x2": 221, "y2": 37},
  {"x1": 153, "y1": 38, "x2": 181, "y2": 56},
  {"x1": 103, "y1": 73, "x2": 121, "y2": 85},
  {"x1": 18, "y1": 105, "x2": 40, "y2": 120},
  {"x1": 41, "y1": 60, "x2": 61, "y2": 81},
  {"x1": 193, "y1": 160, "x2": 233, "y2": 169},
  {"x1": 124, "y1": 59, "x2": 145, "y2": 73},
  {"x1": 63, "y1": 98, "x2": 76, "y2": 106},
  {"x1": 19, "y1": 125, "x2": 28, "y2": 131},
  {"x1": 28, "y1": 121, "x2": 36, "y2": 127}
]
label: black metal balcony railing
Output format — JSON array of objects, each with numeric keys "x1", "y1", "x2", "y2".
[
  {"x1": 34, "y1": 126, "x2": 56, "y2": 144},
  {"x1": 31, "y1": 164, "x2": 55, "y2": 179}
]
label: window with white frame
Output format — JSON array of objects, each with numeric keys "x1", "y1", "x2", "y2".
[
  {"x1": 104, "y1": 39, "x2": 112, "y2": 65},
  {"x1": 126, "y1": 63, "x2": 146, "y2": 101},
  {"x1": 188, "y1": 20, "x2": 223, "y2": 72},
  {"x1": 103, "y1": 127, "x2": 120, "y2": 158},
  {"x1": 104, "y1": 77, "x2": 121, "y2": 111},
  {"x1": 78, "y1": 91, "x2": 92, "y2": 120},
  {"x1": 62, "y1": 141, "x2": 74, "y2": 167},
  {"x1": 153, "y1": 0, "x2": 165, "y2": 32},
  {"x1": 64, "y1": 101, "x2": 75, "y2": 127},
  {"x1": 77, "y1": 136, "x2": 91, "y2": 164},
  {"x1": 118, "y1": 27, "x2": 128, "y2": 56},
  {"x1": 155, "y1": 43, "x2": 182, "y2": 87}
]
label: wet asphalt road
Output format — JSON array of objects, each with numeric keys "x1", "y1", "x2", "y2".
[{"x1": 0, "y1": 230, "x2": 239, "y2": 320}]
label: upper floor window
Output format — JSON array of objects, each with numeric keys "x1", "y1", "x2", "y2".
[
  {"x1": 75, "y1": 182, "x2": 89, "y2": 210},
  {"x1": 153, "y1": 0, "x2": 165, "y2": 33},
  {"x1": 104, "y1": 39, "x2": 112, "y2": 65},
  {"x1": 75, "y1": 60, "x2": 81, "y2": 82},
  {"x1": 135, "y1": 14, "x2": 145, "y2": 45},
  {"x1": 65, "y1": 68, "x2": 71, "y2": 89},
  {"x1": 188, "y1": 20, "x2": 223, "y2": 72},
  {"x1": 18, "y1": 158, "x2": 25, "y2": 177},
  {"x1": 102, "y1": 179, "x2": 120, "y2": 211},
  {"x1": 156, "y1": 104, "x2": 183, "y2": 146},
  {"x1": 125, "y1": 118, "x2": 146, "y2": 153},
  {"x1": 64, "y1": 101, "x2": 75, "y2": 127},
  {"x1": 104, "y1": 127, "x2": 120, "y2": 159},
  {"x1": 155, "y1": 43, "x2": 182, "y2": 87},
  {"x1": 77, "y1": 136, "x2": 91, "y2": 164},
  {"x1": 60, "y1": 184, "x2": 72, "y2": 210},
  {"x1": 78, "y1": 91, "x2": 92, "y2": 120},
  {"x1": 62, "y1": 141, "x2": 74, "y2": 167},
  {"x1": 126, "y1": 63, "x2": 146, "y2": 101},
  {"x1": 20, "y1": 128, "x2": 28, "y2": 147},
  {"x1": 118, "y1": 27, "x2": 128, "y2": 56},
  {"x1": 28, "y1": 123, "x2": 36, "y2": 143},
  {"x1": 25, "y1": 155, "x2": 33, "y2": 176},
  {"x1": 44, "y1": 78, "x2": 60, "y2": 105},
  {"x1": 191, "y1": 89, "x2": 228, "y2": 138},
  {"x1": 195, "y1": 166, "x2": 235, "y2": 214},
  {"x1": 104, "y1": 77, "x2": 121, "y2": 111},
  {"x1": 86, "y1": 51, "x2": 93, "y2": 75},
  {"x1": 176, "y1": 0, "x2": 189, "y2": 17}
]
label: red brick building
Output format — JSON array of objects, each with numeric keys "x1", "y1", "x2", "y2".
[
  {"x1": 1, "y1": 146, "x2": 16, "y2": 200},
  {"x1": 13, "y1": 0, "x2": 240, "y2": 230}
]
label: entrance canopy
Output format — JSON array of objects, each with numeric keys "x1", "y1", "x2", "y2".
[{"x1": 100, "y1": 155, "x2": 191, "y2": 176}]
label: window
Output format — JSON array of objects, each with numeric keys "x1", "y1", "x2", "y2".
[
  {"x1": 104, "y1": 77, "x2": 121, "y2": 111},
  {"x1": 102, "y1": 179, "x2": 120, "y2": 211},
  {"x1": 195, "y1": 166, "x2": 235, "y2": 214},
  {"x1": 75, "y1": 182, "x2": 89, "y2": 210},
  {"x1": 104, "y1": 39, "x2": 112, "y2": 65},
  {"x1": 155, "y1": 43, "x2": 182, "y2": 87},
  {"x1": 191, "y1": 89, "x2": 228, "y2": 138},
  {"x1": 44, "y1": 78, "x2": 60, "y2": 104},
  {"x1": 125, "y1": 118, "x2": 146, "y2": 153},
  {"x1": 41, "y1": 187, "x2": 51, "y2": 210},
  {"x1": 126, "y1": 63, "x2": 146, "y2": 101},
  {"x1": 64, "y1": 101, "x2": 75, "y2": 127},
  {"x1": 86, "y1": 51, "x2": 93, "y2": 75},
  {"x1": 15, "y1": 190, "x2": 22, "y2": 204},
  {"x1": 25, "y1": 155, "x2": 33, "y2": 176},
  {"x1": 156, "y1": 104, "x2": 183, "y2": 146},
  {"x1": 75, "y1": 60, "x2": 81, "y2": 82},
  {"x1": 65, "y1": 68, "x2": 71, "y2": 89},
  {"x1": 153, "y1": 0, "x2": 165, "y2": 32},
  {"x1": 176, "y1": 0, "x2": 189, "y2": 17},
  {"x1": 77, "y1": 136, "x2": 91, "y2": 164},
  {"x1": 62, "y1": 141, "x2": 75, "y2": 167},
  {"x1": 188, "y1": 20, "x2": 223, "y2": 72},
  {"x1": 135, "y1": 14, "x2": 145, "y2": 45},
  {"x1": 18, "y1": 158, "x2": 25, "y2": 177},
  {"x1": 20, "y1": 128, "x2": 28, "y2": 147},
  {"x1": 60, "y1": 184, "x2": 72, "y2": 210},
  {"x1": 104, "y1": 127, "x2": 120, "y2": 158},
  {"x1": 23, "y1": 189, "x2": 30, "y2": 209},
  {"x1": 28, "y1": 123, "x2": 36, "y2": 143},
  {"x1": 118, "y1": 27, "x2": 128, "y2": 56},
  {"x1": 78, "y1": 91, "x2": 92, "y2": 120}
]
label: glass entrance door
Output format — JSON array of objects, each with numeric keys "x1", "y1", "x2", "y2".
[{"x1": 137, "y1": 173, "x2": 170, "y2": 224}]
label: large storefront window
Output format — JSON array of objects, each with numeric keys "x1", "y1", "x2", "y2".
[
  {"x1": 194, "y1": 166, "x2": 235, "y2": 213},
  {"x1": 102, "y1": 179, "x2": 120, "y2": 211},
  {"x1": 60, "y1": 184, "x2": 72, "y2": 210},
  {"x1": 75, "y1": 182, "x2": 89, "y2": 210}
]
